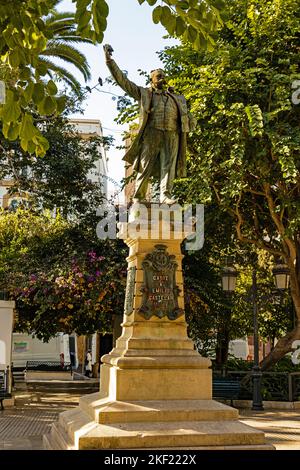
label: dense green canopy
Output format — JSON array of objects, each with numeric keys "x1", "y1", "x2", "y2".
[{"x1": 160, "y1": 0, "x2": 300, "y2": 368}]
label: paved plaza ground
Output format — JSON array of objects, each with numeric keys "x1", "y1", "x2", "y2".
[{"x1": 1, "y1": 390, "x2": 300, "y2": 451}]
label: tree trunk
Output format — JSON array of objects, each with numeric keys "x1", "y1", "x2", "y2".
[
  {"x1": 260, "y1": 321, "x2": 300, "y2": 370},
  {"x1": 260, "y1": 242, "x2": 300, "y2": 370}
]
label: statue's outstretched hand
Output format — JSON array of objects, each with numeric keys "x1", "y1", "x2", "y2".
[{"x1": 103, "y1": 44, "x2": 114, "y2": 61}]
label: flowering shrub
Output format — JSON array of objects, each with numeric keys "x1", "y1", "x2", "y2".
[{"x1": 0, "y1": 209, "x2": 127, "y2": 341}]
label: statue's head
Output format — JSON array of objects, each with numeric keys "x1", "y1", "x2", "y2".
[{"x1": 150, "y1": 69, "x2": 166, "y2": 90}]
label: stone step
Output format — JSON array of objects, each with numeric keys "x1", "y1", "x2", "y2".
[
  {"x1": 43, "y1": 433, "x2": 54, "y2": 450},
  {"x1": 77, "y1": 419, "x2": 267, "y2": 450},
  {"x1": 43, "y1": 422, "x2": 75, "y2": 450},
  {"x1": 79, "y1": 396, "x2": 239, "y2": 424},
  {"x1": 26, "y1": 380, "x2": 99, "y2": 393},
  {"x1": 130, "y1": 444, "x2": 275, "y2": 450},
  {"x1": 58, "y1": 408, "x2": 98, "y2": 447}
]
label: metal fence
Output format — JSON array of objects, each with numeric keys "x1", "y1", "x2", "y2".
[
  {"x1": 25, "y1": 361, "x2": 72, "y2": 372},
  {"x1": 213, "y1": 371, "x2": 300, "y2": 402}
]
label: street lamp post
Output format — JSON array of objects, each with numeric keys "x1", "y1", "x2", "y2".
[
  {"x1": 272, "y1": 261, "x2": 290, "y2": 291},
  {"x1": 250, "y1": 268, "x2": 264, "y2": 411},
  {"x1": 221, "y1": 257, "x2": 290, "y2": 411}
]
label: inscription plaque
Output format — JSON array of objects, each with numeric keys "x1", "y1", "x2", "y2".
[
  {"x1": 124, "y1": 266, "x2": 136, "y2": 315},
  {"x1": 139, "y1": 244, "x2": 183, "y2": 320}
]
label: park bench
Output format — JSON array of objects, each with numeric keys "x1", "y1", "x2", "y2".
[
  {"x1": 25, "y1": 361, "x2": 73, "y2": 381},
  {"x1": 212, "y1": 376, "x2": 240, "y2": 406},
  {"x1": 25, "y1": 361, "x2": 72, "y2": 372},
  {"x1": 0, "y1": 369, "x2": 11, "y2": 410}
]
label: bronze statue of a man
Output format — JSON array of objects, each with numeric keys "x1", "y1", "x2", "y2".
[{"x1": 104, "y1": 44, "x2": 195, "y2": 204}]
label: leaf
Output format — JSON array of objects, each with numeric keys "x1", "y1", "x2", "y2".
[
  {"x1": 161, "y1": 6, "x2": 176, "y2": 35},
  {"x1": 194, "y1": 33, "x2": 202, "y2": 51},
  {"x1": 19, "y1": 67, "x2": 31, "y2": 81},
  {"x1": 36, "y1": 61, "x2": 48, "y2": 77},
  {"x1": 210, "y1": 0, "x2": 226, "y2": 9},
  {"x1": 96, "y1": 0, "x2": 109, "y2": 18},
  {"x1": 2, "y1": 98, "x2": 21, "y2": 123},
  {"x1": 92, "y1": 0, "x2": 107, "y2": 34},
  {"x1": 47, "y1": 80, "x2": 58, "y2": 96},
  {"x1": 6, "y1": 122, "x2": 20, "y2": 141},
  {"x1": 76, "y1": 0, "x2": 91, "y2": 16},
  {"x1": 176, "y1": 16, "x2": 186, "y2": 36},
  {"x1": 152, "y1": 6, "x2": 162, "y2": 24},
  {"x1": 32, "y1": 82, "x2": 45, "y2": 104},
  {"x1": 245, "y1": 105, "x2": 264, "y2": 137},
  {"x1": 24, "y1": 82, "x2": 34, "y2": 102},
  {"x1": 177, "y1": 0, "x2": 189, "y2": 10},
  {"x1": 146, "y1": 0, "x2": 157, "y2": 6},
  {"x1": 22, "y1": 12, "x2": 33, "y2": 29},
  {"x1": 78, "y1": 10, "x2": 91, "y2": 30},
  {"x1": 9, "y1": 50, "x2": 20, "y2": 68},
  {"x1": 56, "y1": 96, "x2": 67, "y2": 114},
  {"x1": 33, "y1": 134, "x2": 50, "y2": 157},
  {"x1": 42, "y1": 96, "x2": 57, "y2": 115},
  {"x1": 207, "y1": 40, "x2": 215, "y2": 52},
  {"x1": 20, "y1": 113, "x2": 37, "y2": 143},
  {"x1": 187, "y1": 25, "x2": 197, "y2": 44}
]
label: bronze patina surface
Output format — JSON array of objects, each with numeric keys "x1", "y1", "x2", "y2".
[
  {"x1": 103, "y1": 44, "x2": 195, "y2": 204},
  {"x1": 139, "y1": 244, "x2": 183, "y2": 320}
]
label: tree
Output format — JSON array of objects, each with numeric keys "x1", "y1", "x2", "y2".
[
  {"x1": 0, "y1": 92, "x2": 121, "y2": 340},
  {"x1": 0, "y1": 208, "x2": 127, "y2": 341},
  {"x1": 0, "y1": 111, "x2": 111, "y2": 218},
  {"x1": 136, "y1": 0, "x2": 225, "y2": 51},
  {"x1": 39, "y1": 8, "x2": 92, "y2": 93},
  {"x1": 0, "y1": 89, "x2": 110, "y2": 217},
  {"x1": 183, "y1": 248, "x2": 235, "y2": 362},
  {"x1": 0, "y1": 0, "x2": 66, "y2": 156},
  {"x1": 159, "y1": 0, "x2": 300, "y2": 369},
  {"x1": 0, "y1": 0, "x2": 224, "y2": 156}
]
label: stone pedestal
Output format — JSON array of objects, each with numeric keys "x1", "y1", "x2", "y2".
[{"x1": 44, "y1": 206, "x2": 273, "y2": 450}]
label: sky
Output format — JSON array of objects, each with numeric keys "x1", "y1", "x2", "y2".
[{"x1": 58, "y1": 0, "x2": 177, "y2": 200}]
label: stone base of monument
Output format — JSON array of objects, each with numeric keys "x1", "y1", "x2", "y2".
[
  {"x1": 44, "y1": 205, "x2": 273, "y2": 450},
  {"x1": 44, "y1": 395, "x2": 274, "y2": 450}
]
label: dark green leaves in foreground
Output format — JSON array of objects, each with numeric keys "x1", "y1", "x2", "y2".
[
  {"x1": 0, "y1": 0, "x2": 223, "y2": 156},
  {"x1": 141, "y1": 0, "x2": 225, "y2": 51}
]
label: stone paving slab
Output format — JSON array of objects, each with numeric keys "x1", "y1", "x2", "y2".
[
  {"x1": 0, "y1": 391, "x2": 82, "y2": 450},
  {"x1": 1, "y1": 392, "x2": 300, "y2": 450},
  {"x1": 239, "y1": 409, "x2": 300, "y2": 450}
]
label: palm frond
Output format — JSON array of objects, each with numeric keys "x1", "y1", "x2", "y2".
[
  {"x1": 37, "y1": 6, "x2": 93, "y2": 93},
  {"x1": 44, "y1": 11, "x2": 76, "y2": 26},
  {"x1": 37, "y1": 58, "x2": 82, "y2": 93},
  {"x1": 53, "y1": 35, "x2": 93, "y2": 45},
  {"x1": 40, "y1": 43, "x2": 91, "y2": 81},
  {"x1": 47, "y1": 23, "x2": 76, "y2": 35}
]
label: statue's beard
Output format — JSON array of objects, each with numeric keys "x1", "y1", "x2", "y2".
[{"x1": 153, "y1": 80, "x2": 166, "y2": 90}]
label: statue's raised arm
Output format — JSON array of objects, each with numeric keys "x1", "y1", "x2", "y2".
[{"x1": 103, "y1": 44, "x2": 141, "y2": 101}]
